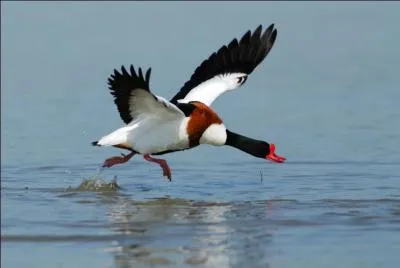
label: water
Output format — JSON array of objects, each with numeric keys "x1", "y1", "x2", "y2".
[{"x1": 2, "y1": 2, "x2": 400, "y2": 268}]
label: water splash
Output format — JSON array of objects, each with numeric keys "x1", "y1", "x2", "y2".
[{"x1": 66, "y1": 174, "x2": 121, "y2": 193}]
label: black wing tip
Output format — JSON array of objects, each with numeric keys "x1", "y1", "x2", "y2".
[
  {"x1": 248, "y1": 24, "x2": 275, "y2": 35},
  {"x1": 91, "y1": 141, "x2": 99, "y2": 146},
  {"x1": 236, "y1": 23, "x2": 278, "y2": 68},
  {"x1": 270, "y1": 29, "x2": 277, "y2": 43},
  {"x1": 107, "y1": 64, "x2": 151, "y2": 89},
  {"x1": 215, "y1": 23, "x2": 279, "y2": 73},
  {"x1": 249, "y1": 23, "x2": 277, "y2": 42},
  {"x1": 106, "y1": 64, "x2": 153, "y2": 124},
  {"x1": 116, "y1": 65, "x2": 151, "y2": 77}
]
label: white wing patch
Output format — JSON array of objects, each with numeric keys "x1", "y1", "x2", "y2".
[
  {"x1": 128, "y1": 89, "x2": 184, "y2": 123},
  {"x1": 177, "y1": 73, "x2": 247, "y2": 106}
]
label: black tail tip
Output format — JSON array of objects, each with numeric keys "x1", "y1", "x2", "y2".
[{"x1": 91, "y1": 141, "x2": 99, "y2": 146}]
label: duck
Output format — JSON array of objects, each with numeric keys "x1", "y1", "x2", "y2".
[{"x1": 92, "y1": 24, "x2": 286, "y2": 181}]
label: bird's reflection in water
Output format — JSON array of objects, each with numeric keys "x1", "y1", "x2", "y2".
[{"x1": 104, "y1": 195, "x2": 277, "y2": 267}]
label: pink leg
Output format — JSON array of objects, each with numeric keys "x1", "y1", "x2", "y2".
[
  {"x1": 102, "y1": 151, "x2": 135, "y2": 168},
  {"x1": 143, "y1": 154, "x2": 172, "y2": 181}
]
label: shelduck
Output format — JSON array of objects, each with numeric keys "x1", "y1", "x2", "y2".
[{"x1": 92, "y1": 24, "x2": 286, "y2": 181}]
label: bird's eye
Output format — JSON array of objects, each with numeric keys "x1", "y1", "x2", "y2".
[{"x1": 236, "y1": 76, "x2": 247, "y2": 84}]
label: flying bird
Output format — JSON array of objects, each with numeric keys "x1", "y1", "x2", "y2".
[{"x1": 92, "y1": 24, "x2": 286, "y2": 181}]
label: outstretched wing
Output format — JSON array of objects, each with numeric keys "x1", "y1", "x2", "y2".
[
  {"x1": 108, "y1": 65, "x2": 185, "y2": 125},
  {"x1": 170, "y1": 24, "x2": 277, "y2": 106}
]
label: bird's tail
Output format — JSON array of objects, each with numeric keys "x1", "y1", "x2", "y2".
[
  {"x1": 91, "y1": 141, "x2": 100, "y2": 146},
  {"x1": 92, "y1": 127, "x2": 129, "y2": 147}
]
